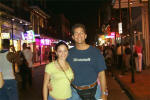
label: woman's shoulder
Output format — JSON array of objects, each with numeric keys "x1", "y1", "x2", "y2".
[{"x1": 45, "y1": 61, "x2": 56, "y2": 70}]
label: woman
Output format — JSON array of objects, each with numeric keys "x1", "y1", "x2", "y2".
[
  {"x1": 134, "y1": 40, "x2": 142, "y2": 72},
  {"x1": 0, "y1": 67, "x2": 4, "y2": 88},
  {"x1": 43, "y1": 41, "x2": 74, "y2": 100}
]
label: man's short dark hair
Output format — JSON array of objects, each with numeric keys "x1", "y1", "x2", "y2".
[
  {"x1": 71, "y1": 24, "x2": 86, "y2": 35},
  {"x1": 2, "y1": 39, "x2": 10, "y2": 49},
  {"x1": 23, "y1": 43, "x2": 27, "y2": 49}
]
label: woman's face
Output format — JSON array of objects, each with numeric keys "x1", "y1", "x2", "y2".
[{"x1": 56, "y1": 45, "x2": 68, "y2": 60}]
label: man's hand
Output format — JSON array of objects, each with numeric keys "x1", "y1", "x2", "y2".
[
  {"x1": 101, "y1": 94, "x2": 107, "y2": 100},
  {"x1": 47, "y1": 82, "x2": 52, "y2": 91}
]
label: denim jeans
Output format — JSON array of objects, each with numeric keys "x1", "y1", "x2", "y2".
[
  {"x1": 48, "y1": 85, "x2": 101, "y2": 100},
  {"x1": 0, "y1": 79, "x2": 19, "y2": 100}
]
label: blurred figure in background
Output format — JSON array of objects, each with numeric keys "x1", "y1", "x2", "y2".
[
  {"x1": 104, "y1": 46, "x2": 113, "y2": 75},
  {"x1": 0, "y1": 39, "x2": 19, "y2": 100},
  {"x1": 134, "y1": 40, "x2": 143, "y2": 72},
  {"x1": 124, "y1": 43, "x2": 132, "y2": 72},
  {"x1": 20, "y1": 43, "x2": 33, "y2": 89}
]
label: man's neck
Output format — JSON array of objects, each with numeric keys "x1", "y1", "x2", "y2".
[{"x1": 75, "y1": 43, "x2": 90, "y2": 50}]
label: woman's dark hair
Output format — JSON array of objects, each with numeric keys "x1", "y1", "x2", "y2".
[
  {"x1": 71, "y1": 23, "x2": 86, "y2": 35},
  {"x1": 55, "y1": 41, "x2": 68, "y2": 51}
]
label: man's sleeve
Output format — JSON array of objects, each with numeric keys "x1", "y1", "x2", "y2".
[{"x1": 94, "y1": 49, "x2": 107, "y2": 73}]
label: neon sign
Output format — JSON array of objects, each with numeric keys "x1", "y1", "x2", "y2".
[
  {"x1": 1, "y1": 33, "x2": 10, "y2": 39},
  {"x1": 22, "y1": 30, "x2": 35, "y2": 43},
  {"x1": 40, "y1": 39, "x2": 51, "y2": 45}
]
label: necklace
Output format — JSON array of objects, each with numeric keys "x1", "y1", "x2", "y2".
[{"x1": 56, "y1": 60, "x2": 69, "y2": 71}]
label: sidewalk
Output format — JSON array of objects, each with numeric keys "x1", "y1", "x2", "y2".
[{"x1": 114, "y1": 68, "x2": 150, "y2": 100}]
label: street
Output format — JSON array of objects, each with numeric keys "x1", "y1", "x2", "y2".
[{"x1": 18, "y1": 65, "x2": 130, "y2": 100}]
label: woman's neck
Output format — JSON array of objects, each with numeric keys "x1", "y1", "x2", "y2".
[{"x1": 57, "y1": 59, "x2": 66, "y2": 65}]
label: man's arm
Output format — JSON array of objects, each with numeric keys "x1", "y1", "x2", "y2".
[
  {"x1": 98, "y1": 70, "x2": 107, "y2": 100},
  {"x1": 0, "y1": 72, "x2": 4, "y2": 88}
]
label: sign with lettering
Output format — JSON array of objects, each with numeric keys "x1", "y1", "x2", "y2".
[{"x1": 1, "y1": 33, "x2": 10, "y2": 39}]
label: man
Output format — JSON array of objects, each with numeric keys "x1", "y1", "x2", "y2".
[
  {"x1": 0, "y1": 39, "x2": 19, "y2": 100},
  {"x1": 22, "y1": 43, "x2": 33, "y2": 88},
  {"x1": 20, "y1": 43, "x2": 33, "y2": 89},
  {"x1": 67, "y1": 24, "x2": 107, "y2": 100},
  {"x1": 0, "y1": 67, "x2": 4, "y2": 88}
]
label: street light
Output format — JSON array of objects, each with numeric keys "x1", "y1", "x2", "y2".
[{"x1": 11, "y1": 18, "x2": 16, "y2": 73}]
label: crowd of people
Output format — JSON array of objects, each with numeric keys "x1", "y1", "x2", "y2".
[{"x1": 98, "y1": 40, "x2": 143, "y2": 75}]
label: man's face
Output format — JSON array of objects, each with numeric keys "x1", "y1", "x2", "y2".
[{"x1": 72, "y1": 27, "x2": 87, "y2": 44}]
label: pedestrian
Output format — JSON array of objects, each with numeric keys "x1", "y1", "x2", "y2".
[
  {"x1": 0, "y1": 67, "x2": 4, "y2": 88},
  {"x1": 67, "y1": 24, "x2": 107, "y2": 100},
  {"x1": 0, "y1": 39, "x2": 19, "y2": 100},
  {"x1": 104, "y1": 46, "x2": 113, "y2": 75},
  {"x1": 22, "y1": 43, "x2": 33, "y2": 88},
  {"x1": 134, "y1": 40, "x2": 143, "y2": 72},
  {"x1": 124, "y1": 43, "x2": 131, "y2": 72},
  {"x1": 20, "y1": 43, "x2": 33, "y2": 89},
  {"x1": 43, "y1": 41, "x2": 74, "y2": 100}
]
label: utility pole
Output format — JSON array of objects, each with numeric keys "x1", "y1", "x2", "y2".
[
  {"x1": 128, "y1": 0, "x2": 135, "y2": 83},
  {"x1": 119, "y1": 0, "x2": 124, "y2": 75},
  {"x1": 11, "y1": 18, "x2": 16, "y2": 73}
]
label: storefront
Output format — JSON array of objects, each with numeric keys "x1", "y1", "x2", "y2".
[
  {"x1": 0, "y1": 33, "x2": 11, "y2": 50},
  {"x1": 0, "y1": 32, "x2": 22, "y2": 52},
  {"x1": 98, "y1": 32, "x2": 120, "y2": 46},
  {"x1": 35, "y1": 38, "x2": 57, "y2": 63}
]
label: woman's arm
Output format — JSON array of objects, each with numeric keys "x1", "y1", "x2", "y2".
[
  {"x1": 43, "y1": 72, "x2": 51, "y2": 100},
  {"x1": 0, "y1": 72, "x2": 4, "y2": 88}
]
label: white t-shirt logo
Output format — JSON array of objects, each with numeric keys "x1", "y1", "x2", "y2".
[{"x1": 73, "y1": 58, "x2": 91, "y2": 62}]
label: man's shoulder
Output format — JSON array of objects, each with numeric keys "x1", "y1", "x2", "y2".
[
  {"x1": 69, "y1": 47, "x2": 76, "y2": 52},
  {"x1": 89, "y1": 46, "x2": 100, "y2": 52},
  {"x1": 23, "y1": 49, "x2": 32, "y2": 53}
]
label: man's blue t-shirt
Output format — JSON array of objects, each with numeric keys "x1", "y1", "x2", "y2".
[{"x1": 67, "y1": 46, "x2": 107, "y2": 86}]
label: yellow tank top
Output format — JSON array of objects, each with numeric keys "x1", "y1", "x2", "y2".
[{"x1": 45, "y1": 61, "x2": 74, "y2": 99}]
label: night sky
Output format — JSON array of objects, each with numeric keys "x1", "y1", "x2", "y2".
[{"x1": 46, "y1": 0, "x2": 110, "y2": 43}]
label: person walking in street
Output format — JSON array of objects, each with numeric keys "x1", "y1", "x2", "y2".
[
  {"x1": 20, "y1": 43, "x2": 33, "y2": 89},
  {"x1": 67, "y1": 24, "x2": 107, "y2": 100},
  {"x1": 0, "y1": 39, "x2": 19, "y2": 100},
  {"x1": 23, "y1": 44, "x2": 33, "y2": 87},
  {"x1": 43, "y1": 41, "x2": 74, "y2": 100},
  {"x1": 124, "y1": 43, "x2": 131, "y2": 72},
  {"x1": 134, "y1": 40, "x2": 143, "y2": 72}
]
